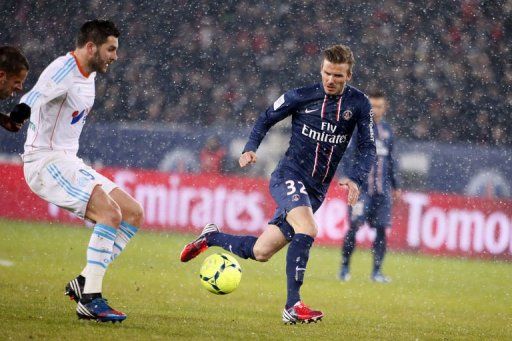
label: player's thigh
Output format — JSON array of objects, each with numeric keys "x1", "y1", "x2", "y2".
[
  {"x1": 286, "y1": 205, "x2": 318, "y2": 237},
  {"x1": 24, "y1": 155, "x2": 103, "y2": 220},
  {"x1": 269, "y1": 172, "x2": 312, "y2": 213},
  {"x1": 109, "y1": 187, "x2": 144, "y2": 227},
  {"x1": 269, "y1": 172, "x2": 317, "y2": 236},
  {"x1": 253, "y1": 224, "x2": 288, "y2": 261}
]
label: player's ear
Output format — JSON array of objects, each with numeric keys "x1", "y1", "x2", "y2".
[
  {"x1": 85, "y1": 42, "x2": 97, "y2": 56},
  {"x1": 0, "y1": 70, "x2": 6, "y2": 83}
]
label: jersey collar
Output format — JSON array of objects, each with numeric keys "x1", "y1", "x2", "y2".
[{"x1": 70, "y1": 51, "x2": 91, "y2": 78}]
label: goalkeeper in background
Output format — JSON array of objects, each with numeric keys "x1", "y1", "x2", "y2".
[{"x1": 0, "y1": 46, "x2": 30, "y2": 132}]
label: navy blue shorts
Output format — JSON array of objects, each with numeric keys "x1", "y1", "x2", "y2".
[
  {"x1": 268, "y1": 168, "x2": 326, "y2": 241},
  {"x1": 349, "y1": 192, "x2": 392, "y2": 229}
]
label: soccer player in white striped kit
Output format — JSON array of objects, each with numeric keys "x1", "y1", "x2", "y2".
[{"x1": 21, "y1": 20, "x2": 144, "y2": 323}]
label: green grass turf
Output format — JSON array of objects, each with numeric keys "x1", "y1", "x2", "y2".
[{"x1": 0, "y1": 219, "x2": 510, "y2": 340}]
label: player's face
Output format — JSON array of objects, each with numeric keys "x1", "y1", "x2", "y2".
[
  {"x1": 90, "y1": 36, "x2": 119, "y2": 74},
  {"x1": 321, "y1": 60, "x2": 351, "y2": 95},
  {"x1": 370, "y1": 97, "x2": 386, "y2": 122},
  {"x1": 0, "y1": 69, "x2": 28, "y2": 100}
]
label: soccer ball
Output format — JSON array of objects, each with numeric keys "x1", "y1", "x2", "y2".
[{"x1": 199, "y1": 253, "x2": 242, "y2": 295}]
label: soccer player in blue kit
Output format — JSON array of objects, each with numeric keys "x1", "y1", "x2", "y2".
[
  {"x1": 181, "y1": 45, "x2": 376, "y2": 324},
  {"x1": 339, "y1": 91, "x2": 399, "y2": 283}
]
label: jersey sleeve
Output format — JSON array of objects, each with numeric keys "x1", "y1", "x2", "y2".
[
  {"x1": 20, "y1": 59, "x2": 73, "y2": 108},
  {"x1": 346, "y1": 96, "x2": 376, "y2": 189},
  {"x1": 243, "y1": 89, "x2": 298, "y2": 153},
  {"x1": 388, "y1": 128, "x2": 400, "y2": 189},
  {"x1": 340, "y1": 128, "x2": 357, "y2": 176}
]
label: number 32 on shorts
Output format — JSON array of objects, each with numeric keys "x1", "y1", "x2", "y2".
[{"x1": 285, "y1": 180, "x2": 308, "y2": 196}]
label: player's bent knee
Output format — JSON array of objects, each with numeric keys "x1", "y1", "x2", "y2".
[
  {"x1": 252, "y1": 246, "x2": 273, "y2": 262},
  {"x1": 294, "y1": 225, "x2": 318, "y2": 238},
  {"x1": 126, "y1": 200, "x2": 144, "y2": 228},
  {"x1": 104, "y1": 201, "x2": 123, "y2": 227},
  {"x1": 307, "y1": 226, "x2": 318, "y2": 238}
]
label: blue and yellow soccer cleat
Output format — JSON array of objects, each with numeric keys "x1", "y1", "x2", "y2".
[
  {"x1": 76, "y1": 298, "x2": 127, "y2": 323},
  {"x1": 65, "y1": 275, "x2": 85, "y2": 303}
]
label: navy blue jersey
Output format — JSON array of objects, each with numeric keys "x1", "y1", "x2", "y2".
[
  {"x1": 342, "y1": 120, "x2": 398, "y2": 196},
  {"x1": 243, "y1": 83, "x2": 376, "y2": 192}
]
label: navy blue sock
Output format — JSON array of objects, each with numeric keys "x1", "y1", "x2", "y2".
[
  {"x1": 342, "y1": 226, "x2": 358, "y2": 267},
  {"x1": 286, "y1": 233, "x2": 314, "y2": 308},
  {"x1": 206, "y1": 232, "x2": 257, "y2": 260},
  {"x1": 372, "y1": 227, "x2": 387, "y2": 273}
]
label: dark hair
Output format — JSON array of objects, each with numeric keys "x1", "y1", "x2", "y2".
[
  {"x1": 368, "y1": 90, "x2": 386, "y2": 99},
  {"x1": 322, "y1": 44, "x2": 355, "y2": 75},
  {"x1": 0, "y1": 46, "x2": 29, "y2": 75},
  {"x1": 76, "y1": 20, "x2": 120, "y2": 47}
]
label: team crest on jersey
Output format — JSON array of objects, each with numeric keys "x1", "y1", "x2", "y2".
[
  {"x1": 343, "y1": 110, "x2": 353, "y2": 121},
  {"x1": 292, "y1": 194, "x2": 300, "y2": 202},
  {"x1": 71, "y1": 109, "x2": 87, "y2": 124}
]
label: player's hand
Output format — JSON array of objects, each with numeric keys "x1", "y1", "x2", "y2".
[
  {"x1": 10, "y1": 103, "x2": 31, "y2": 124},
  {"x1": 239, "y1": 151, "x2": 257, "y2": 168},
  {"x1": 338, "y1": 177, "x2": 360, "y2": 206},
  {"x1": 0, "y1": 113, "x2": 22, "y2": 132}
]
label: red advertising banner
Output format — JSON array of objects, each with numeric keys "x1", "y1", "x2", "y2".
[{"x1": 1, "y1": 163, "x2": 511, "y2": 260}]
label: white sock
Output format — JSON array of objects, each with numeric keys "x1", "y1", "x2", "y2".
[
  {"x1": 83, "y1": 224, "x2": 116, "y2": 294},
  {"x1": 111, "y1": 221, "x2": 139, "y2": 262}
]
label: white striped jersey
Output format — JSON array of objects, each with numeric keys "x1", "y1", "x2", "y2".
[{"x1": 21, "y1": 52, "x2": 96, "y2": 156}]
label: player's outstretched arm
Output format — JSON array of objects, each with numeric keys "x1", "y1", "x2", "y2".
[
  {"x1": 243, "y1": 90, "x2": 298, "y2": 154},
  {"x1": 338, "y1": 177, "x2": 360, "y2": 206},
  {"x1": 239, "y1": 151, "x2": 257, "y2": 168}
]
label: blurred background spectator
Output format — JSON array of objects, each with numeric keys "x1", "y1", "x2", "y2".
[
  {"x1": 0, "y1": 0, "x2": 510, "y2": 148},
  {"x1": 200, "y1": 136, "x2": 226, "y2": 174}
]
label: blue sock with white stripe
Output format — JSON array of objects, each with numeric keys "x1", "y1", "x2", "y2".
[
  {"x1": 111, "y1": 221, "x2": 139, "y2": 262},
  {"x1": 83, "y1": 224, "x2": 117, "y2": 294},
  {"x1": 286, "y1": 233, "x2": 314, "y2": 308}
]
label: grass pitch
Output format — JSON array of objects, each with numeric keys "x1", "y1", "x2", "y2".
[{"x1": 0, "y1": 219, "x2": 510, "y2": 340}]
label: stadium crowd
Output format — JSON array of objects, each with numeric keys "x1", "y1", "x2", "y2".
[{"x1": 2, "y1": 0, "x2": 511, "y2": 146}]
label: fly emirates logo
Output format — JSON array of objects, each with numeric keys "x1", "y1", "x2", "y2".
[{"x1": 301, "y1": 121, "x2": 348, "y2": 144}]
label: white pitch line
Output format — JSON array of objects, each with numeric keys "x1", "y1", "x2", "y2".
[{"x1": 0, "y1": 259, "x2": 14, "y2": 267}]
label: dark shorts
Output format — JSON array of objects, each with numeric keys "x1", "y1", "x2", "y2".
[
  {"x1": 268, "y1": 168, "x2": 325, "y2": 241},
  {"x1": 349, "y1": 192, "x2": 392, "y2": 229}
]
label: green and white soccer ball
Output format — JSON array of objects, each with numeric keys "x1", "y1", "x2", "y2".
[{"x1": 199, "y1": 253, "x2": 242, "y2": 295}]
